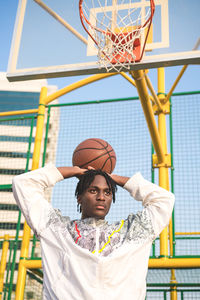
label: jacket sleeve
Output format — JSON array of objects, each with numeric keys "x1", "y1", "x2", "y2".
[
  {"x1": 123, "y1": 173, "x2": 175, "y2": 239},
  {"x1": 12, "y1": 164, "x2": 64, "y2": 235}
]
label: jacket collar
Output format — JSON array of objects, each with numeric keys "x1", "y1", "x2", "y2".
[{"x1": 79, "y1": 217, "x2": 108, "y2": 227}]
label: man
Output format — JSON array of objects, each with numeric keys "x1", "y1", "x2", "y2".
[{"x1": 12, "y1": 163, "x2": 174, "y2": 300}]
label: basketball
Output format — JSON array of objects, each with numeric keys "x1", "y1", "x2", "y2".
[{"x1": 72, "y1": 138, "x2": 116, "y2": 173}]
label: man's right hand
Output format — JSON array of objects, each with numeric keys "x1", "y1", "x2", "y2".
[{"x1": 57, "y1": 166, "x2": 88, "y2": 179}]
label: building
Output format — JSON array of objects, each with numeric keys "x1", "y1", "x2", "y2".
[{"x1": 0, "y1": 72, "x2": 59, "y2": 299}]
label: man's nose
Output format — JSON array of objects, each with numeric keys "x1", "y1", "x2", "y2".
[{"x1": 97, "y1": 191, "x2": 105, "y2": 200}]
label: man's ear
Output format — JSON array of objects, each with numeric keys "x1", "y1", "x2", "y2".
[{"x1": 77, "y1": 196, "x2": 82, "y2": 205}]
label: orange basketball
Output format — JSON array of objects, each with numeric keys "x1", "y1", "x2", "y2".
[{"x1": 72, "y1": 138, "x2": 116, "y2": 173}]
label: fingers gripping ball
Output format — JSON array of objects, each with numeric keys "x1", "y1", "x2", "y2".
[{"x1": 72, "y1": 138, "x2": 116, "y2": 173}]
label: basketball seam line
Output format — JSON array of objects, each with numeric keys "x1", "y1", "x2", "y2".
[
  {"x1": 91, "y1": 139, "x2": 113, "y2": 173},
  {"x1": 74, "y1": 138, "x2": 115, "y2": 173},
  {"x1": 79, "y1": 151, "x2": 116, "y2": 170}
]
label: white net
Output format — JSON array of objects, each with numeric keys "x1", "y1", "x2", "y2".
[{"x1": 80, "y1": 0, "x2": 154, "y2": 71}]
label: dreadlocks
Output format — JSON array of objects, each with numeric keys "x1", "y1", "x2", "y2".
[{"x1": 75, "y1": 169, "x2": 117, "y2": 203}]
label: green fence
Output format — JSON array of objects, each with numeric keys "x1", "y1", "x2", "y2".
[
  {"x1": 0, "y1": 91, "x2": 200, "y2": 299},
  {"x1": 0, "y1": 115, "x2": 36, "y2": 299}
]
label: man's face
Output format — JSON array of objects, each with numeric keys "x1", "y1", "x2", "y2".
[{"x1": 78, "y1": 175, "x2": 113, "y2": 219}]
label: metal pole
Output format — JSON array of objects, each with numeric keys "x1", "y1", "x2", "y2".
[
  {"x1": 15, "y1": 87, "x2": 47, "y2": 300},
  {"x1": 130, "y1": 70, "x2": 165, "y2": 163},
  {"x1": 157, "y1": 68, "x2": 177, "y2": 300},
  {"x1": 0, "y1": 235, "x2": 9, "y2": 300},
  {"x1": 149, "y1": 257, "x2": 200, "y2": 268},
  {"x1": 157, "y1": 68, "x2": 169, "y2": 257},
  {"x1": 44, "y1": 73, "x2": 117, "y2": 104}
]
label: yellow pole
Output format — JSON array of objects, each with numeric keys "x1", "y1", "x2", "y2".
[
  {"x1": 0, "y1": 235, "x2": 33, "y2": 240},
  {"x1": 23, "y1": 259, "x2": 42, "y2": 269},
  {"x1": 165, "y1": 65, "x2": 187, "y2": 104},
  {"x1": 32, "y1": 87, "x2": 47, "y2": 170},
  {"x1": 0, "y1": 235, "x2": 9, "y2": 300},
  {"x1": 120, "y1": 72, "x2": 136, "y2": 87},
  {"x1": 130, "y1": 70, "x2": 165, "y2": 163},
  {"x1": 19, "y1": 256, "x2": 200, "y2": 270},
  {"x1": 165, "y1": 39, "x2": 200, "y2": 103},
  {"x1": 144, "y1": 74, "x2": 163, "y2": 111},
  {"x1": 120, "y1": 72, "x2": 155, "y2": 104},
  {"x1": 157, "y1": 68, "x2": 168, "y2": 256},
  {"x1": 44, "y1": 73, "x2": 117, "y2": 104},
  {"x1": 157, "y1": 68, "x2": 177, "y2": 300},
  {"x1": 170, "y1": 269, "x2": 177, "y2": 300},
  {"x1": 175, "y1": 232, "x2": 200, "y2": 235},
  {"x1": 15, "y1": 87, "x2": 47, "y2": 300},
  {"x1": 0, "y1": 109, "x2": 38, "y2": 117},
  {"x1": 149, "y1": 257, "x2": 200, "y2": 268},
  {"x1": 169, "y1": 219, "x2": 173, "y2": 257}
]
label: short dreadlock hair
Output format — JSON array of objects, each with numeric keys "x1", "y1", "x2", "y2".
[{"x1": 75, "y1": 169, "x2": 117, "y2": 203}]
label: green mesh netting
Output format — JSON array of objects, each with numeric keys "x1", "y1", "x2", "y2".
[
  {"x1": 0, "y1": 116, "x2": 36, "y2": 300},
  {"x1": 171, "y1": 92, "x2": 200, "y2": 257},
  {"x1": 1, "y1": 91, "x2": 200, "y2": 299},
  {"x1": 49, "y1": 98, "x2": 152, "y2": 223}
]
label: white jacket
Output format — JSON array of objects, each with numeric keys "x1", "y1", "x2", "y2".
[{"x1": 12, "y1": 164, "x2": 175, "y2": 300}]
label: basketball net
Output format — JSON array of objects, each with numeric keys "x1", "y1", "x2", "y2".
[{"x1": 79, "y1": 0, "x2": 155, "y2": 72}]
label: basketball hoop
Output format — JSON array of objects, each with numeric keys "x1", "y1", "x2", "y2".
[{"x1": 79, "y1": 0, "x2": 155, "y2": 72}]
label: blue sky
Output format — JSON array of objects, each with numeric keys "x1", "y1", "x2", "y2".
[{"x1": 0, "y1": 0, "x2": 199, "y2": 102}]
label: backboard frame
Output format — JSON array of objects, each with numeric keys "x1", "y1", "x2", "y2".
[{"x1": 6, "y1": 0, "x2": 200, "y2": 82}]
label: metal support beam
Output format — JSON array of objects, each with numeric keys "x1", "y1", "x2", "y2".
[{"x1": 130, "y1": 70, "x2": 165, "y2": 163}]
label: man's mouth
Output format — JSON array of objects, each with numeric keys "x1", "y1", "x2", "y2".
[{"x1": 96, "y1": 205, "x2": 105, "y2": 210}]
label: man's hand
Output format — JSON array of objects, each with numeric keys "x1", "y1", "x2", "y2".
[
  {"x1": 57, "y1": 166, "x2": 88, "y2": 179},
  {"x1": 109, "y1": 174, "x2": 130, "y2": 187},
  {"x1": 57, "y1": 166, "x2": 130, "y2": 187}
]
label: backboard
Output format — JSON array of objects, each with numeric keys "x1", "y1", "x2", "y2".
[{"x1": 7, "y1": 0, "x2": 200, "y2": 81}]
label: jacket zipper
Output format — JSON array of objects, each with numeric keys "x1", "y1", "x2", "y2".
[{"x1": 95, "y1": 226, "x2": 100, "y2": 256}]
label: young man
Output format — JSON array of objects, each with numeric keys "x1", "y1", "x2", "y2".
[{"x1": 12, "y1": 163, "x2": 174, "y2": 300}]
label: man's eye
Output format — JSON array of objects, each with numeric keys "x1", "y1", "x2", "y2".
[
  {"x1": 89, "y1": 189, "x2": 96, "y2": 194},
  {"x1": 105, "y1": 190, "x2": 111, "y2": 196}
]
